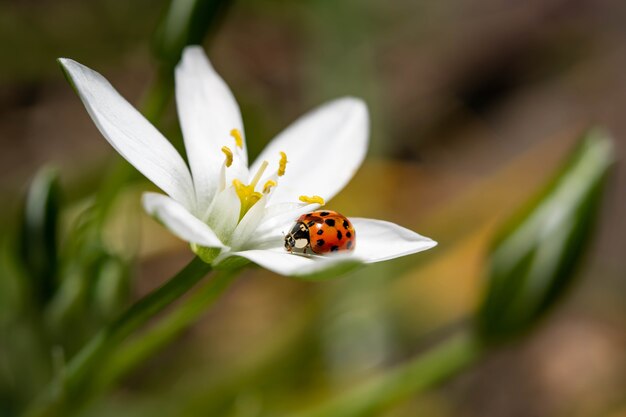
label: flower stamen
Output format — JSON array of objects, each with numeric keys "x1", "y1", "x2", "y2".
[
  {"x1": 299, "y1": 195, "x2": 325, "y2": 205},
  {"x1": 221, "y1": 146, "x2": 233, "y2": 167},
  {"x1": 263, "y1": 180, "x2": 277, "y2": 194},
  {"x1": 230, "y1": 128, "x2": 243, "y2": 149},
  {"x1": 278, "y1": 151, "x2": 287, "y2": 177}
]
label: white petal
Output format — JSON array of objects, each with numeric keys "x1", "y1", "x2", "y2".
[
  {"x1": 250, "y1": 97, "x2": 368, "y2": 205},
  {"x1": 59, "y1": 58, "x2": 196, "y2": 210},
  {"x1": 247, "y1": 202, "x2": 321, "y2": 250},
  {"x1": 229, "y1": 195, "x2": 268, "y2": 250},
  {"x1": 226, "y1": 248, "x2": 360, "y2": 278},
  {"x1": 350, "y1": 218, "x2": 437, "y2": 262},
  {"x1": 142, "y1": 192, "x2": 225, "y2": 248},
  {"x1": 241, "y1": 203, "x2": 319, "y2": 249},
  {"x1": 175, "y1": 46, "x2": 248, "y2": 210},
  {"x1": 244, "y1": 233, "x2": 284, "y2": 251},
  {"x1": 205, "y1": 186, "x2": 240, "y2": 243},
  {"x1": 255, "y1": 202, "x2": 321, "y2": 236}
]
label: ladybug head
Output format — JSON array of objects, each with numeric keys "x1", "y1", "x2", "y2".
[
  {"x1": 284, "y1": 221, "x2": 311, "y2": 253},
  {"x1": 284, "y1": 233, "x2": 296, "y2": 251}
]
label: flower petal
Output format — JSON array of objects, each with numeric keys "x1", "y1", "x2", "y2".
[
  {"x1": 246, "y1": 202, "x2": 321, "y2": 250},
  {"x1": 226, "y1": 248, "x2": 360, "y2": 278},
  {"x1": 350, "y1": 218, "x2": 437, "y2": 262},
  {"x1": 175, "y1": 46, "x2": 248, "y2": 211},
  {"x1": 254, "y1": 202, "x2": 321, "y2": 236},
  {"x1": 250, "y1": 97, "x2": 369, "y2": 205},
  {"x1": 229, "y1": 195, "x2": 268, "y2": 250},
  {"x1": 58, "y1": 58, "x2": 196, "y2": 210},
  {"x1": 142, "y1": 192, "x2": 225, "y2": 248},
  {"x1": 205, "y1": 186, "x2": 240, "y2": 243}
]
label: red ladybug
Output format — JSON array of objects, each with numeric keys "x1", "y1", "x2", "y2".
[{"x1": 284, "y1": 210, "x2": 356, "y2": 255}]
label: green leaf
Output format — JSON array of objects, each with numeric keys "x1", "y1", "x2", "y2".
[
  {"x1": 92, "y1": 255, "x2": 131, "y2": 321},
  {"x1": 153, "y1": 0, "x2": 232, "y2": 71},
  {"x1": 476, "y1": 129, "x2": 614, "y2": 343},
  {"x1": 46, "y1": 206, "x2": 126, "y2": 344},
  {"x1": 18, "y1": 167, "x2": 62, "y2": 307}
]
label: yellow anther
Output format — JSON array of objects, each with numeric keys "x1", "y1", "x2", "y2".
[
  {"x1": 278, "y1": 151, "x2": 288, "y2": 177},
  {"x1": 221, "y1": 146, "x2": 233, "y2": 167},
  {"x1": 230, "y1": 129, "x2": 243, "y2": 149},
  {"x1": 263, "y1": 180, "x2": 277, "y2": 194},
  {"x1": 299, "y1": 195, "x2": 325, "y2": 205}
]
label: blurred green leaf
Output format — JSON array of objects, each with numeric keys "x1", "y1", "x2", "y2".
[
  {"x1": 476, "y1": 129, "x2": 614, "y2": 343},
  {"x1": 18, "y1": 167, "x2": 62, "y2": 307},
  {"x1": 92, "y1": 255, "x2": 131, "y2": 321},
  {"x1": 153, "y1": 0, "x2": 232, "y2": 71},
  {"x1": 45, "y1": 205, "x2": 133, "y2": 353}
]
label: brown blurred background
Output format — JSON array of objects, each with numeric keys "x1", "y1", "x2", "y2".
[{"x1": 1, "y1": 1, "x2": 625, "y2": 416}]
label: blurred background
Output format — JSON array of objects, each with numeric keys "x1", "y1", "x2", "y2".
[{"x1": 1, "y1": 1, "x2": 625, "y2": 416}]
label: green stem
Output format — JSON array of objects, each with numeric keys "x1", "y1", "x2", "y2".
[
  {"x1": 95, "y1": 268, "x2": 239, "y2": 391},
  {"x1": 23, "y1": 257, "x2": 212, "y2": 417},
  {"x1": 289, "y1": 332, "x2": 483, "y2": 417}
]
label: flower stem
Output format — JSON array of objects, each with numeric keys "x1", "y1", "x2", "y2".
[
  {"x1": 289, "y1": 332, "x2": 482, "y2": 417},
  {"x1": 23, "y1": 256, "x2": 212, "y2": 417},
  {"x1": 94, "y1": 268, "x2": 239, "y2": 392}
]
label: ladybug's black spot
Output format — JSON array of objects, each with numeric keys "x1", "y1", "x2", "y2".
[
  {"x1": 342, "y1": 220, "x2": 349, "y2": 229},
  {"x1": 317, "y1": 239, "x2": 325, "y2": 246},
  {"x1": 336, "y1": 230, "x2": 342, "y2": 240},
  {"x1": 347, "y1": 241, "x2": 353, "y2": 249},
  {"x1": 320, "y1": 211, "x2": 330, "y2": 216},
  {"x1": 317, "y1": 229, "x2": 324, "y2": 235},
  {"x1": 307, "y1": 221, "x2": 315, "y2": 227},
  {"x1": 346, "y1": 231, "x2": 352, "y2": 238},
  {"x1": 324, "y1": 219, "x2": 335, "y2": 227},
  {"x1": 331, "y1": 245, "x2": 339, "y2": 252}
]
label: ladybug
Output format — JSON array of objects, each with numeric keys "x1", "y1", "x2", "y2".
[{"x1": 284, "y1": 210, "x2": 356, "y2": 255}]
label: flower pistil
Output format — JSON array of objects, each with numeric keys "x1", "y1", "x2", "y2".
[{"x1": 224, "y1": 130, "x2": 290, "y2": 219}]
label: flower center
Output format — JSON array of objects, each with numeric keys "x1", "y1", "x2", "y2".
[
  {"x1": 221, "y1": 129, "x2": 291, "y2": 220},
  {"x1": 233, "y1": 160, "x2": 268, "y2": 220},
  {"x1": 220, "y1": 130, "x2": 326, "y2": 221}
]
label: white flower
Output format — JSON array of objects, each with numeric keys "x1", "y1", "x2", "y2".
[{"x1": 58, "y1": 46, "x2": 436, "y2": 277}]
